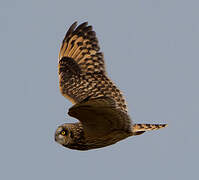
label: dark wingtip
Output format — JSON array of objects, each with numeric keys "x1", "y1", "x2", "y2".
[
  {"x1": 78, "y1": 21, "x2": 88, "y2": 27},
  {"x1": 74, "y1": 21, "x2": 88, "y2": 32},
  {"x1": 64, "y1": 21, "x2": 78, "y2": 41}
]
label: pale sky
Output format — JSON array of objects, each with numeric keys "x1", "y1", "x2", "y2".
[{"x1": 0, "y1": 0, "x2": 198, "y2": 179}]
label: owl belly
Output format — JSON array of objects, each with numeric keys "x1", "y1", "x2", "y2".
[{"x1": 67, "y1": 130, "x2": 131, "y2": 150}]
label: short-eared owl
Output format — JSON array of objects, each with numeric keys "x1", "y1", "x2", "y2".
[{"x1": 55, "y1": 22, "x2": 167, "y2": 150}]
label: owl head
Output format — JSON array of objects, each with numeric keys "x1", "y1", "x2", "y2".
[{"x1": 54, "y1": 123, "x2": 74, "y2": 147}]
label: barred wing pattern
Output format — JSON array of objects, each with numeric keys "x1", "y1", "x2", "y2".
[
  {"x1": 58, "y1": 22, "x2": 127, "y2": 112},
  {"x1": 54, "y1": 22, "x2": 168, "y2": 150}
]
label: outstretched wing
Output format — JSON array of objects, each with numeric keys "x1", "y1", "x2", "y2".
[
  {"x1": 68, "y1": 97, "x2": 132, "y2": 137},
  {"x1": 58, "y1": 22, "x2": 127, "y2": 112}
]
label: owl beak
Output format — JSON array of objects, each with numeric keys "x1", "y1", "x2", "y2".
[
  {"x1": 54, "y1": 132, "x2": 60, "y2": 142},
  {"x1": 54, "y1": 134, "x2": 58, "y2": 142},
  {"x1": 54, "y1": 133, "x2": 67, "y2": 145}
]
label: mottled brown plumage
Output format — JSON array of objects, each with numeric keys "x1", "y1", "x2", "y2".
[
  {"x1": 58, "y1": 21, "x2": 127, "y2": 111},
  {"x1": 55, "y1": 22, "x2": 168, "y2": 150}
]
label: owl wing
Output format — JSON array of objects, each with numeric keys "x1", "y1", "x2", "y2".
[
  {"x1": 58, "y1": 22, "x2": 127, "y2": 112},
  {"x1": 68, "y1": 97, "x2": 132, "y2": 137}
]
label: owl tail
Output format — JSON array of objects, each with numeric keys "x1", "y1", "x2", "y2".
[{"x1": 132, "y1": 123, "x2": 168, "y2": 136}]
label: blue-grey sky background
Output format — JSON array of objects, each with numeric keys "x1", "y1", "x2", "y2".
[{"x1": 0, "y1": 0, "x2": 198, "y2": 179}]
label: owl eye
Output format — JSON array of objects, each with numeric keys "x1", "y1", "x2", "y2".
[{"x1": 61, "y1": 130, "x2": 67, "y2": 136}]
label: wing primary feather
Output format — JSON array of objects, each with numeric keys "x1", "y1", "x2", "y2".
[
  {"x1": 64, "y1": 21, "x2": 77, "y2": 41},
  {"x1": 73, "y1": 22, "x2": 88, "y2": 33}
]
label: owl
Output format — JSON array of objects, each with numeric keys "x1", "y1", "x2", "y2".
[{"x1": 54, "y1": 22, "x2": 167, "y2": 150}]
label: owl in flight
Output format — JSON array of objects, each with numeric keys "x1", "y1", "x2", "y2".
[{"x1": 55, "y1": 22, "x2": 167, "y2": 150}]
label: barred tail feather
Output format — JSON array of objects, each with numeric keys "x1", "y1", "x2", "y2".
[{"x1": 132, "y1": 123, "x2": 168, "y2": 136}]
